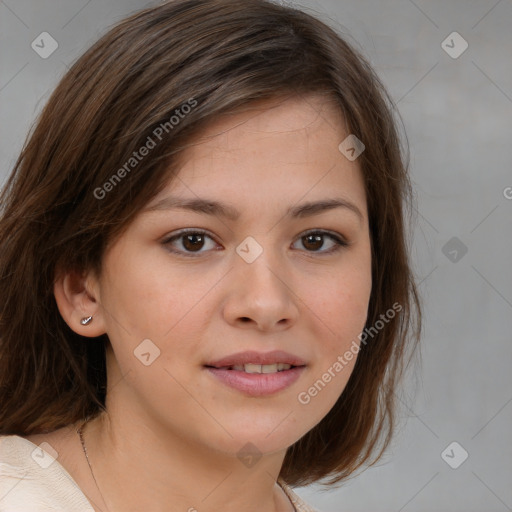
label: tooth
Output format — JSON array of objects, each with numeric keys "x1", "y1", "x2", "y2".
[
  {"x1": 235, "y1": 363, "x2": 293, "y2": 373},
  {"x1": 244, "y1": 363, "x2": 262, "y2": 373}
]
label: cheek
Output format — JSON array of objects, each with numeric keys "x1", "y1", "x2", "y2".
[
  {"x1": 305, "y1": 266, "x2": 371, "y2": 410},
  {"x1": 314, "y1": 263, "x2": 372, "y2": 342},
  {"x1": 100, "y1": 244, "x2": 218, "y2": 339},
  {"x1": 296, "y1": 268, "x2": 371, "y2": 415}
]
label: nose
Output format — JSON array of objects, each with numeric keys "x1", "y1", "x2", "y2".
[{"x1": 222, "y1": 248, "x2": 300, "y2": 332}]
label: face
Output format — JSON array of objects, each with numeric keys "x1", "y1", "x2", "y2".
[{"x1": 87, "y1": 95, "x2": 372, "y2": 457}]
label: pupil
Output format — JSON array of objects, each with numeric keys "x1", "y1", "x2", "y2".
[
  {"x1": 304, "y1": 234, "x2": 322, "y2": 251},
  {"x1": 184, "y1": 234, "x2": 204, "y2": 251}
]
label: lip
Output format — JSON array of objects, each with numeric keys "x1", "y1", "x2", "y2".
[
  {"x1": 205, "y1": 350, "x2": 307, "y2": 368},
  {"x1": 204, "y1": 350, "x2": 307, "y2": 397},
  {"x1": 205, "y1": 366, "x2": 306, "y2": 397}
]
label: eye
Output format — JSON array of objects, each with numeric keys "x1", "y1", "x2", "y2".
[
  {"x1": 162, "y1": 229, "x2": 219, "y2": 256},
  {"x1": 162, "y1": 228, "x2": 348, "y2": 257},
  {"x1": 292, "y1": 230, "x2": 348, "y2": 255}
]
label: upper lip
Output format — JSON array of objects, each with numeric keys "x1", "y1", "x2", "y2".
[{"x1": 205, "y1": 350, "x2": 307, "y2": 368}]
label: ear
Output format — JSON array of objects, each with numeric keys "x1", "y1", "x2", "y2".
[{"x1": 53, "y1": 267, "x2": 107, "y2": 338}]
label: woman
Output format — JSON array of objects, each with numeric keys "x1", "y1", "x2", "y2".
[{"x1": 0, "y1": 0, "x2": 421, "y2": 510}]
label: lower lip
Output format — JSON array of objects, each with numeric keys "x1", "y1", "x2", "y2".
[{"x1": 205, "y1": 366, "x2": 306, "y2": 396}]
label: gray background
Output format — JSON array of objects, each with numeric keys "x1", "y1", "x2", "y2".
[{"x1": 1, "y1": 1, "x2": 511, "y2": 511}]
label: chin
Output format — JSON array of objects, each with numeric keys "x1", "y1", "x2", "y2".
[{"x1": 202, "y1": 414, "x2": 309, "y2": 457}]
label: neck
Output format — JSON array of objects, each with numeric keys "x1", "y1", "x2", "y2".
[{"x1": 80, "y1": 410, "x2": 294, "y2": 512}]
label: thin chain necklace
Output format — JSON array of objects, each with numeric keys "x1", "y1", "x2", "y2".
[{"x1": 77, "y1": 419, "x2": 109, "y2": 511}]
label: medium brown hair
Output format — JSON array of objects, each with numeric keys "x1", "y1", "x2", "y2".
[{"x1": 0, "y1": 0, "x2": 421, "y2": 487}]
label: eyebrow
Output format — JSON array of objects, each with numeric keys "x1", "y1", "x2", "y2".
[{"x1": 143, "y1": 195, "x2": 364, "y2": 222}]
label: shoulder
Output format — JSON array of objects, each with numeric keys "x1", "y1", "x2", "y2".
[
  {"x1": 278, "y1": 477, "x2": 322, "y2": 512},
  {"x1": 0, "y1": 434, "x2": 94, "y2": 512}
]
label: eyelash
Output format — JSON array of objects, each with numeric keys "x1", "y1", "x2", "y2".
[{"x1": 162, "y1": 228, "x2": 349, "y2": 258}]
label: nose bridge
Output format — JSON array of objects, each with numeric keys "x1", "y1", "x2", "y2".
[
  {"x1": 224, "y1": 234, "x2": 299, "y2": 329},
  {"x1": 234, "y1": 234, "x2": 286, "y2": 292}
]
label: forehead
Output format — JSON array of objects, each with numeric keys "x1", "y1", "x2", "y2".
[
  {"x1": 189, "y1": 94, "x2": 345, "y2": 151},
  {"x1": 149, "y1": 94, "x2": 367, "y2": 218}
]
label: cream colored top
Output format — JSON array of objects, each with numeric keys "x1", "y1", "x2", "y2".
[{"x1": 0, "y1": 435, "x2": 319, "y2": 512}]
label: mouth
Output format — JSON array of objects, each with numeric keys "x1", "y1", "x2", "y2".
[
  {"x1": 205, "y1": 349, "x2": 307, "y2": 369},
  {"x1": 204, "y1": 363, "x2": 301, "y2": 373},
  {"x1": 203, "y1": 351, "x2": 307, "y2": 396}
]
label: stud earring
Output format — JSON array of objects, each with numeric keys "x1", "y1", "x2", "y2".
[{"x1": 80, "y1": 316, "x2": 93, "y2": 326}]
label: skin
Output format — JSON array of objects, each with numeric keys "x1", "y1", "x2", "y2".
[{"x1": 28, "y1": 94, "x2": 372, "y2": 512}]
